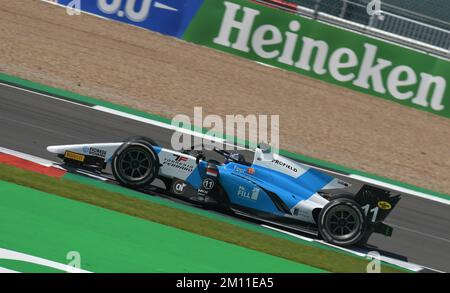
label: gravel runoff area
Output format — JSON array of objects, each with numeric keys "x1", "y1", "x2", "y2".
[{"x1": 1, "y1": 0, "x2": 449, "y2": 194}]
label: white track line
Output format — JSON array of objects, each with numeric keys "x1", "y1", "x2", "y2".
[
  {"x1": 0, "y1": 82, "x2": 93, "y2": 110},
  {"x1": 0, "y1": 248, "x2": 91, "y2": 273},
  {"x1": 0, "y1": 146, "x2": 60, "y2": 168},
  {"x1": 387, "y1": 222, "x2": 450, "y2": 244},
  {"x1": 261, "y1": 225, "x2": 425, "y2": 272},
  {"x1": 75, "y1": 169, "x2": 108, "y2": 181},
  {"x1": 92, "y1": 106, "x2": 227, "y2": 145},
  {"x1": 350, "y1": 175, "x2": 450, "y2": 206},
  {"x1": 0, "y1": 81, "x2": 448, "y2": 205},
  {"x1": 93, "y1": 105, "x2": 248, "y2": 150},
  {"x1": 0, "y1": 266, "x2": 20, "y2": 273},
  {"x1": 261, "y1": 225, "x2": 314, "y2": 242},
  {"x1": 0, "y1": 81, "x2": 240, "y2": 149}
]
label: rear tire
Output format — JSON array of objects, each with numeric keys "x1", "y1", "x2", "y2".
[
  {"x1": 111, "y1": 139, "x2": 159, "y2": 188},
  {"x1": 318, "y1": 198, "x2": 366, "y2": 247}
]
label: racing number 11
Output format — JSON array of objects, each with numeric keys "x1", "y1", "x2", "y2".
[{"x1": 361, "y1": 204, "x2": 379, "y2": 223}]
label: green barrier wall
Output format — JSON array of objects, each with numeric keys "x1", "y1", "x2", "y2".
[{"x1": 183, "y1": 0, "x2": 450, "y2": 118}]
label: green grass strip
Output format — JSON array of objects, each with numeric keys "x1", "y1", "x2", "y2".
[
  {"x1": 1, "y1": 181, "x2": 322, "y2": 273},
  {"x1": 0, "y1": 260, "x2": 63, "y2": 273},
  {"x1": 0, "y1": 163, "x2": 406, "y2": 272}
]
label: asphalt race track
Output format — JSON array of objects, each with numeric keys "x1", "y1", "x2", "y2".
[{"x1": 0, "y1": 83, "x2": 449, "y2": 272}]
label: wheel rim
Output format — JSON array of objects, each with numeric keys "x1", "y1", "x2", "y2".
[
  {"x1": 324, "y1": 204, "x2": 361, "y2": 241},
  {"x1": 117, "y1": 147, "x2": 154, "y2": 182}
]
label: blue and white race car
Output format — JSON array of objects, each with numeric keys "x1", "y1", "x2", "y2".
[{"x1": 47, "y1": 136, "x2": 400, "y2": 247}]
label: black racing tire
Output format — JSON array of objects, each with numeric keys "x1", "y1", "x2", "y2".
[
  {"x1": 111, "y1": 139, "x2": 159, "y2": 188},
  {"x1": 318, "y1": 198, "x2": 366, "y2": 247}
]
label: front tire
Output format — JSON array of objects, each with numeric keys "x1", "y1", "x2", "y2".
[
  {"x1": 111, "y1": 139, "x2": 159, "y2": 188},
  {"x1": 318, "y1": 198, "x2": 366, "y2": 247}
]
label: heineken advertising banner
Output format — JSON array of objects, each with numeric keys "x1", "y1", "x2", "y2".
[{"x1": 183, "y1": 0, "x2": 450, "y2": 118}]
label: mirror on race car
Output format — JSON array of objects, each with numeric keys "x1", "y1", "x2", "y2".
[{"x1": 258, "y1": 142, "x2": 272, "y2": 153}]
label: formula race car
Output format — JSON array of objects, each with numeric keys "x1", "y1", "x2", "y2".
[{"x1": 47, "y1": 136, "x2": 400, "y2": 247}]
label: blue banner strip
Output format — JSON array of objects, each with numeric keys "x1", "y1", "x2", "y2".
[{"x1": 55, "y1": 0, "x2": 204, "y2": 38}]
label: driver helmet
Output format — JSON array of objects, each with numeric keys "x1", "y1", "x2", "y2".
[{"x1": 225, "y1": 152, "x2": 246, "y2": 164}]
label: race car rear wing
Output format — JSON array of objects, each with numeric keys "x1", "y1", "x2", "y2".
[{"x1": 354, "y1": 185, "x2": 401, "y2": 237}]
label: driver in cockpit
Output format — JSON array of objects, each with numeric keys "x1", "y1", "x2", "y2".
[{"x1": 224, "y1": 152, "x2": 251, "y2": 166}]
